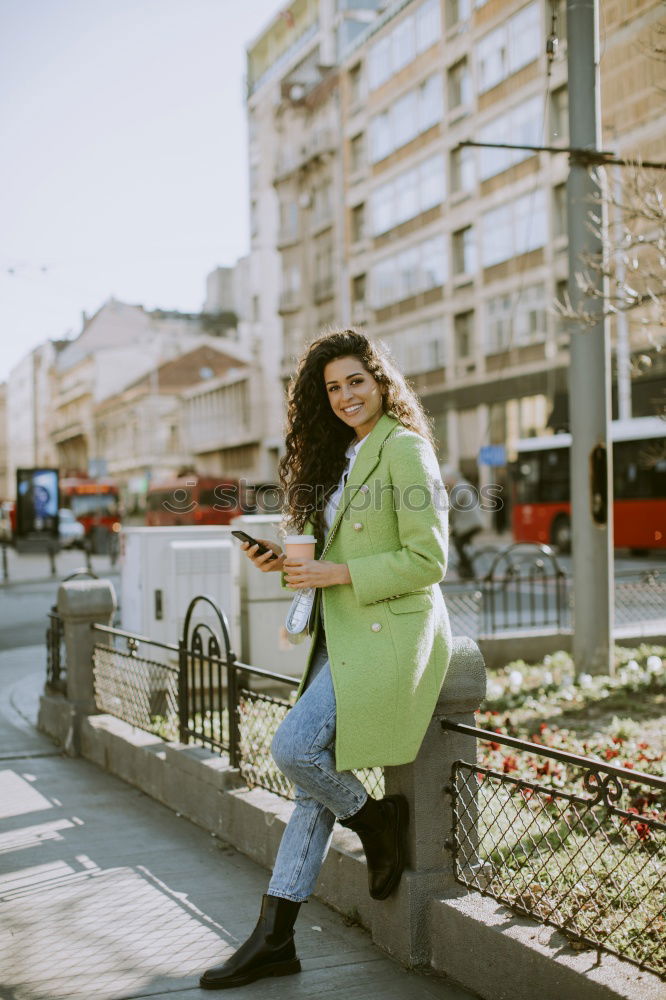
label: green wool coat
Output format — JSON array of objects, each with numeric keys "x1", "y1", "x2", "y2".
[{"x1": 281, "y1": 412, "x2": 452, "y2": 772}]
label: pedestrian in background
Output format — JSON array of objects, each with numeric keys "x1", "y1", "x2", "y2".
[
  {"x1": 442, "y1": 468, "x2": 484, "y2": 580},
  {"x1": 200, "y1": 329, "x2": 452, "y2": 990}
]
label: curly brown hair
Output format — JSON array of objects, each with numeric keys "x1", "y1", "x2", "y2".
[{"x1": 278, "y1": 328, "x2": 435, "y2": 543}]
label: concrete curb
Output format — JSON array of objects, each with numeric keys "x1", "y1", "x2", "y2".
[{"x1": 431, "y1": 894, "x2": 664, "y2": 1000}]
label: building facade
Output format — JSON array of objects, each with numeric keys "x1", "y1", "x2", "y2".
[
  {"x1": 6, "y1": 342, "x2": 61, "y2": 500},
  {"x1": 248, "y1": 0, "x2": 665, "y2": 532}
]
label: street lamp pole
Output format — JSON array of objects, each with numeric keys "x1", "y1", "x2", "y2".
[{"x1": 566, "y1": 0, "x2": 614, "y2": 674}]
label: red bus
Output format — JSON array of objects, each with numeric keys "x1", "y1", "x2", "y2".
[
  {"x1": 145, "y1": 475, "x2": 251, "y2": 526},
  {"x1": 511, "y1": 416, "x2": 666, "y2": 552},
  {"x1": 60, "y1": 477, "x2": 122, "y2": 549}
]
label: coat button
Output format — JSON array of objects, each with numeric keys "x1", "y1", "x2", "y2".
[
  {"x1": 359, "y1": 484, "x2": 369, "y2": 494},
  {"x1": 371, "y1": 622, "x2": 382, "y2": 632},
  {"x1": 353, "y1": 522, "x2": 363, "y2": 531}
]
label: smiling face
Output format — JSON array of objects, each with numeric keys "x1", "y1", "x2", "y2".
[{"x1": 323, "y1": 355, "x2": 385, "y2": 440}]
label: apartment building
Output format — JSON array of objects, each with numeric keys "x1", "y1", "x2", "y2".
[
  {"x1": 93, "y1": 344, "x2": 247, "y2": 511},
  {"x1": 251, "y1": 0, "x2": 665, "y2": 515},
  {"x1": 52, "y1": 297, "x2": 249, "y2": 478},
  {"x1": 6, "y1": 341, "x2": 62, "y2": 500},
  {"x1": 246, "y1": 0, "x2": 387, "y2": 474}
]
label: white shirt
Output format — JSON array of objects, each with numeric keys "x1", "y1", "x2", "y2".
[{"x1": 323, "y1": 436, "x2": 367, "y2": 534}]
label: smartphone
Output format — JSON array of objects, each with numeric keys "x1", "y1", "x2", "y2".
[{"x1": 231, "y1": 529, "x2": 278, "y2": 561}]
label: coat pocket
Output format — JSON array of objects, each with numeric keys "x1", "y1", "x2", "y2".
[{"x1": 386, "y1": 592, "x2": 433, "y2": 614}]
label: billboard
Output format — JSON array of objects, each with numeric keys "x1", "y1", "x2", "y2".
[{"x1": 16, "y1": 468, "x2": 59, "y2": 544}]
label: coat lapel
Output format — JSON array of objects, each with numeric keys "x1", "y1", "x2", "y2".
[{"x1": 323, "y1": 412, "x2": 399, "y2": 549}]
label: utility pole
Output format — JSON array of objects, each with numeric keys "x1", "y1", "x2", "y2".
[{"x1": 566, "y1": 0, "x2": 614, "y2": 674}]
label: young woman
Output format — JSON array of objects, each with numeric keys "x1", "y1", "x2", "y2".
[{"x1": 200, "y1": 329, "x2": 451, "y2": 991}]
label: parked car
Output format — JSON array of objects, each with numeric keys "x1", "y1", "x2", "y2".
[{"x1": 58, "y1": 508, "x2": 85, "y2": 549}]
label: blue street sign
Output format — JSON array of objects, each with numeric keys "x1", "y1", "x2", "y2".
[{"x1": 478, "y1": 444, "x2": 506, "y2": 467}]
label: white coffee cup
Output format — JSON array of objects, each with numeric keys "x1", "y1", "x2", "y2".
[{"x1": 284, "y1": 534, "x2": 316, "y2": 560}]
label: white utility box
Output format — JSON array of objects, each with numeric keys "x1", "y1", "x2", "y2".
[
  {"x1": 233, "y1": 514, "x2": 311, "y2": 687},
  {"x1": 120, "y1": 526, "x2": 240, "y2": 653}
]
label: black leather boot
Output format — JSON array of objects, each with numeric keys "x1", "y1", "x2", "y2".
[
  {"x1": 199, "y1": 893, "x2": 303, "y2": 990},
  {"x1": 339, "y1": 794, "x2": 408, "y2": 900}
]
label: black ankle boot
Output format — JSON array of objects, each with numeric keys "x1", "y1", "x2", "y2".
[
  {"x1": 339, "y1": 794, "x2": 408, "y2": 900},
  {"x1": 199, "y1": 893, "x2": 303, "y2": 990}
]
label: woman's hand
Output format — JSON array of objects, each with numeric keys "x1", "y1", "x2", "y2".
[
  {"x1": 284, "y1": 558, "x2": 351, "y2": 589},
  {"x1": 241, "y1": 538, "x2": 286, "y2": 573}
]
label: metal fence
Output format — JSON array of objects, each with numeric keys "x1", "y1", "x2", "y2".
[
  {"x1": 441, "y1": 719, "x2": 666, "y2": 979},
  {"x1": 92, "y1": 626, "x2": 180, "y2": 741},
  {"x1": 90, "y1": 595, "x2": 384, "y2": 802},
  {"x1": 443, "y1": 544, "x2": 666, "y2": 639},
  {"x1": 45, "y1": 606, "x2": 65, "y2": 692},
  {"x1": 615, "y1": 568, "x2": 666, "y2": 631}
]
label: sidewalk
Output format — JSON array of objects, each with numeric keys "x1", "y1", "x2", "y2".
[
  {"x1": 0, "y1": 646, "x2": 475, "y2": 1000},
  {"x1": 0, "y1": 545, "x2": 119, "y2": 587}
]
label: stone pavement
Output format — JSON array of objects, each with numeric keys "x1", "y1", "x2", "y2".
[{"x1": 0, "y1": 646, "x2": 477, "y2": 1000}]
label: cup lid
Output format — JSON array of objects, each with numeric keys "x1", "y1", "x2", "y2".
[{"x1": 284, "y1": 534, "x2": 316, "y2": 544}]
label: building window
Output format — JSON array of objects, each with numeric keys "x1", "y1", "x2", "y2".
[
  {"x1": 370, "y1": 234, "x2": 447, "y2": 309},
  {"x1": 349, "y1": 61, "x2": 363, "y2": 105},
  {"x1": 485, "y1": 284, "x2": 546, "y2": 352},
  {"x1": 550, "y1": 85, "x2": 568, "y2": 143},
  {"x1": 367, "y1": 0, "x2": 441, "y2": 91},
  {"x1": 279, "y1": 200, "x2": 299, "y2": 242},
  {"x1": 350, "y1": 132, "x2": 365, "y2": 173},
  {"x1": 446, "y1": 0, "x2": 472, "y2": 28},
  {"x1": 453, "y1": 225, "x2": 476, "y2": 276},
  {"x1": 312, "y1": 181, "x2": 333, "y2": 228},
  {"x1": 454, "y1": 311, "x2": 474, "y2": 358},
  {"x1": 369, "y1": 72, "x2": 443, "y2": 163},
  {"x1": 450, "y1": 144, "x2": 475, "y2": 194},
  {"x1": 447, "y1": 58, "x2": 471, "y2": 110},
  {"x1": 478, "y1": 95, "x2": 541, "y2": 180},
  {"x1": 352, "y1": 272, "x2": 366, "y2": 305},
  {"x1": 485, "y1": 293, "x2": 513, "y2": 352},
  {"x1": 553, "y1": 182, "x2": 567, "y2": 238},
  {"x1": 476, "y1": 1, "x2": 540, "y2": 94},
  {"x1": 351, "y1": 202, "x2": 365, "y2": 243},
  {"x1": 369, "y1": 154, "x2": 445, "y2": 236},
  {"x1": 481, "y1": 188, "x2": 547, "y2": 268},
  {"x1": 515, "y1": 284, "x2": 546, "y2": 344},
  {"x1": 377, "y1": 316, "x2": 446, "y2": 375}
]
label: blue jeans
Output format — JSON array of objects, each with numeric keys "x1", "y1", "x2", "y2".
[{"x1": 267, "y1": 629, "x2": 368, "y2": 902}]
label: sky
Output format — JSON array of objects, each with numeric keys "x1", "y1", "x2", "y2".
[{"x1": 0, "y1": 0, "x2": 283, "y2": 382}]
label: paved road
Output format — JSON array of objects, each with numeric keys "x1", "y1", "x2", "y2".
[{"x1": 0, "y1": 647, "x2": 476, "y2": 1000}]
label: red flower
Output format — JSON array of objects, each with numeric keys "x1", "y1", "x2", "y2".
[
  {"x1": 605, "y1": 748, "x2": 620, "y2": 761},
  {"x1": 503, "y1": 755, "x2": 519, "y2": 773}
]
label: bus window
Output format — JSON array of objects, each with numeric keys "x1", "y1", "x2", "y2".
[
  {"x1": 538, "y1": 449, "x2": 569, "y2": 503},
  {"x1": 614, "y1": 438, "x2": 666, "y2": 499}
]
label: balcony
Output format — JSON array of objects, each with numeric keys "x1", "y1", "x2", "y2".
[
  {"x1": 278, "y1": 289, "x2": 302, "y2": 314},
  {"x1": 313, "y1": 276, "x2": 335, "y2": 304}
]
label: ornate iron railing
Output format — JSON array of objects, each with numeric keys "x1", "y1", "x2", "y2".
[
  {"x1": 441, "y1": 719, "x2": 666, "y2": 979},
  {"x1": 479, "y1": 544, "x2": 571, "y2": 634},
  {"x1": 443, "y1": 544, "x2": 665, "y2": 638},
  {"x1": 90, "y1": 596, "x2": 384, "y2": 802},
  {"x1": 92, "y1": 626, "x2": 180, "y2": 741},
  {"x1": 45, "y1": 607, "x2": 66, "y2": 692}
]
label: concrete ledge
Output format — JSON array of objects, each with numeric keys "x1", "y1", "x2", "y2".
[
  {"x1": 37, "y1": 692, "x2": 78, "y2": 755},
  {"x1": 38, "y1": 697, "x2": 660, "y2": 998},
  {"x1": 430, "y1": 893, "x2": 664, "y2": 1000},
  {"x1": 478, "y1": 629, "x2": 666, "y2": 670}
]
